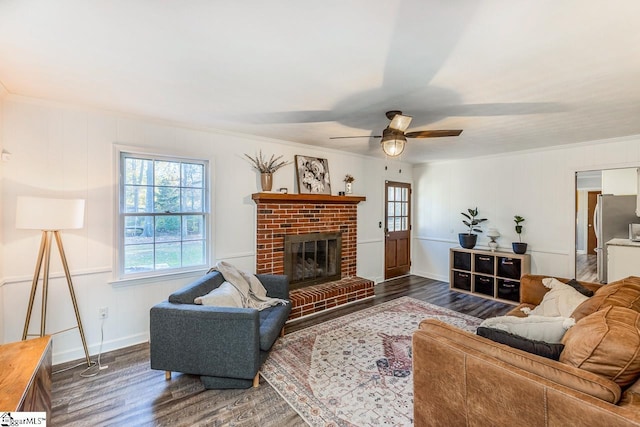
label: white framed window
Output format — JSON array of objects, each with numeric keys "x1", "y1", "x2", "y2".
[{"x1": 117, "y1": 150, "x2": 209, "y2": 279}]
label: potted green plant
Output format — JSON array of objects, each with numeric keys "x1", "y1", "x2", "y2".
[
  {"x1": 512, "y1": 215, "x2": 527, "y2": 254},
  {"x1": 244, "y1": 150, "x2": 291, "y2": 192},
  {"x1": 459, "y1": 207, "x2": 487, "y2": 249}
]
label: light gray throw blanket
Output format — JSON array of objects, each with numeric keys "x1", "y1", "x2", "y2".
[{"x1": 208, "y1": 261, "x2": 289, "y2": 310}]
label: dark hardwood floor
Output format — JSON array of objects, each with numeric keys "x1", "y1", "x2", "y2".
[{"x1": 51, "y1": 276, "x2": 512, "y2": 427}]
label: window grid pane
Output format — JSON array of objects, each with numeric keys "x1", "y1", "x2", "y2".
[
  {"x1": 121, "y1": 152, "x2": 208, "y2": 276},
  {"x1": 182, "y1": 163, "x2": 204, "y2": 188},
  {"x1": 386, "y1": 184, "x2": 410, "y2": 233}
]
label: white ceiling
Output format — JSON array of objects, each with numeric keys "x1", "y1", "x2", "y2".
[{"x1": 1, "y1": 0, "x2": 640, "y2": 163}]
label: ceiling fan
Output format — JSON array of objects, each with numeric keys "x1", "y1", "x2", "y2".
[{"x1": 330, "y1": 110, "x2": 462, "y2": 157}]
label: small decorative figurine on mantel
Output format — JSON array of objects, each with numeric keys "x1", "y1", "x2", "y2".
[{"x1": 343, "y1": 174, "x2": 355, "y2": 194}]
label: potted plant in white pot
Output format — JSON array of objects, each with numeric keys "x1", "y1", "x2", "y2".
[
  {"x1": 512, "y1": 215, "x2": 527, "y2": 254},
  {"x1": 459, "y1": 207, "x2": 487, "y2": 249},
  {"x1": 343, "y1": 174, "x2": 355, "y2": 194}
]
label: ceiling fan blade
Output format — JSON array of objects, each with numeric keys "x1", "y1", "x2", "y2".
[
  {"x1": 389, "y1": 114, "x2": 413, "y2": 132},
  {"x1": 329, "y1": 135, "x2": 382, "y2": 139},
  {"x1": 405, "y1": 129, "x2": 463, "y2": 138},
  {"x1": 438, "y1": 102, "x2": 564, "y2": 116}
]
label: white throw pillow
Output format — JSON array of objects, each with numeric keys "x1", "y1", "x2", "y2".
[
  {"x1": 479, "y1": 315, "x2": 575, "y2": 343},
  {"x1": 194, "y1": 281, "x2": 243, "y2": 307},
  {"x1": 521, "y1": 277, "x2": 589, "y2": 318}
]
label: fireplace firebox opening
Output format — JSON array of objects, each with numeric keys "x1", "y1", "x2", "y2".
[{"x1": 284, "y1": 232, "x2": 342, "y2": 290}]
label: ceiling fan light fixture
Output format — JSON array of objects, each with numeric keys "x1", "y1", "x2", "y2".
[
  {"x1": 388, "y1": 113, "x2": 412, "y2": 132},
  {"x1": 381, "y1": 132, "x2": 406, "y2": 157}
]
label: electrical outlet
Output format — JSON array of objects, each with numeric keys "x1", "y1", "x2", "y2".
[{"x1": 99, "y1": 307, "x2": 108, "y2": 319}]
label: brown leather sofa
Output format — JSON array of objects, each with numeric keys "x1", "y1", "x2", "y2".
[{"x1": 413, "y1": 275, "x2": 640, "y2": 427}]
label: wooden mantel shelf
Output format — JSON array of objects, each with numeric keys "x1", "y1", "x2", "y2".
[{"x1": 252, "y1": 192, "x2": 366, "y2": 204}]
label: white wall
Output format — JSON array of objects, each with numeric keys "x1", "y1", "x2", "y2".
[
  {"x1": 0, "y1": 95, "x2": 411, "y2": 363},
  {"x1": 0, "y1": 85, "x2": 6, "y2": 344},
  {"x1": 412, "y1": 135, "x2": 640, "y2": 282}
]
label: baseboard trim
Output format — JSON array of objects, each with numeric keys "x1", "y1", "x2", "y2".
[
  {"x1": 52, "y1": 332, "x2": 149, "y2": 366},
  {"x1": 412, "y1": 270, "x2": 449, "y2": 283}
]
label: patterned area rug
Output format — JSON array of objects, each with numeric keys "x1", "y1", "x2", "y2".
[{"x1": 261, "y1": 297, "x2": 481, "y2": 426}]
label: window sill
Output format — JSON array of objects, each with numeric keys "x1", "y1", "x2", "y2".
[{"x1": 109, "y1": 268, "x2": 209, "y2": 288}]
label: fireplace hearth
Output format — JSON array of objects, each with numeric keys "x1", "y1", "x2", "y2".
[{"x1": 284, "y1": 232, "x2": 342, "y2": 290}]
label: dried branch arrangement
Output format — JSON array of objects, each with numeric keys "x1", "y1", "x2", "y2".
[{"x1": 244, "y1": 150, "x2": 291, "y2": 173}]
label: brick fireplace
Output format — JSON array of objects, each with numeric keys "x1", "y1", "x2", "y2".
[{"x1": 252, "y1": 193, "x2": 375, "y2": 320}]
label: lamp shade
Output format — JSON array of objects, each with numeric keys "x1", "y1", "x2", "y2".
[
  {"x1": 486, "y1": 228, "x2": 500, "y2": 239},
  {"x1": 16, "y1": 197, "x2": 85, "y2": 230}
]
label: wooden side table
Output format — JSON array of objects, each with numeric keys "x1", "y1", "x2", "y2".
[{"x1": 0, "y1": 336, "x2": 52, "y2": 416}]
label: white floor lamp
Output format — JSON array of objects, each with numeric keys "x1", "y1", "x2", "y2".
[{"x1": 16, "y1": 196, "x2": 92, "y2": 367}]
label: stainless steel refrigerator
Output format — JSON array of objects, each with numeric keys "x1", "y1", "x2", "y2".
[{"x1": 593, "y1": 194, "x2": 639, "y2": 283}]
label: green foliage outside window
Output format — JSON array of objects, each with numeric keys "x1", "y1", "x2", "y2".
[{"x1": 121, "y1": 153, "x2": 208, "y2": 275}]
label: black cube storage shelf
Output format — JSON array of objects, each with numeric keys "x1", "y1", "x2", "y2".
[{"x1": 449, "y1": 247, "x2": 531, "y2": 305}]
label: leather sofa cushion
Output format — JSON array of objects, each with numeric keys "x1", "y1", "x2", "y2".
[
  {"x1": 418, "y1": 319, "x2": 621, "y2": 403},
  {"x1": 561, "y1": 306, "x2": 640, "y2": 388},
  {"x1": 571, "y1": 277, "x2": 640, "y2": 321}
]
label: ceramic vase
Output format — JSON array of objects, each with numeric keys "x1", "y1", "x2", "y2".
[
  {"x1": 261, "y1": 172, "x2": 273, "y2": 192},
  {"x1": 345, "y1": 182, "x2": 353, "y2": 194}
]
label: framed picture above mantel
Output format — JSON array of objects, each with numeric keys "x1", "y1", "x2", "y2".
[{"x1": 295, "y1": 155, "x2": 331, "y2": 194}]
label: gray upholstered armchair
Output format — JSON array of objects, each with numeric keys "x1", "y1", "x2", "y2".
[{"x1": 149, "y1": 271, "x2": 291, "y2": 389}]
